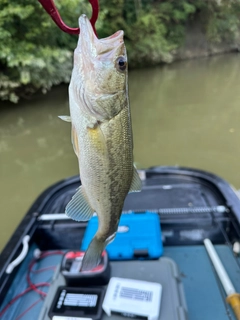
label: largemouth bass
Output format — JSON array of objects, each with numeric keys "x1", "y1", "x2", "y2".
[{"x1": 60, "y1": 14, "x2": 141, "y2": 271}]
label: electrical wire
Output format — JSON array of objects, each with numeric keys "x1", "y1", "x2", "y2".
[
  {"x1": 31, "y1": 265, "x2": 56, "y2": 273},
  {"x1": 15, "y1": 298, "x2": 42, "y2": 320},
  {"x1": 0, "y1": 250, "x2": 64, "y2": 319},
  {"x1": 0, "y1": 283, "x2": 49, "y2": 318},
  {"x1": 27, "y1": 259, "x2": 48, "y2": 297},
  {"x1": 26, "y1": 250, "x2": 63, "y2": 297}
]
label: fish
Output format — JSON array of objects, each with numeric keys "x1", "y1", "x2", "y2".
[{"x1": 59, "y1": 14, "x2": 142, "y2": 271}]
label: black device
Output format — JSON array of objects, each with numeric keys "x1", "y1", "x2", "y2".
[
  {"x1": 48, "y1": 286, "x2": 105, "y2": 320},
  {"x1": 60, "y1": 250, "x2": 110, "y2": 286}
]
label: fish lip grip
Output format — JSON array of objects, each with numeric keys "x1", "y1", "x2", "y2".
[
  {"x1": 61, "y1": 250, "x2": 111, "y2": 286},
  {"x1": 38, "y1": 0, "x2": 99, "y2": 35}
]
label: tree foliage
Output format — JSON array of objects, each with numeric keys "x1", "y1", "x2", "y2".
[
  {"x1": 0, "y1": 0, "x2": 90, "y2": 102},
  {"x1": 1, "y1": 0, "x2": 240, "y2": 102},
  {"x1": 201, "y1": 0, "x2": 240, "y2": 43}
]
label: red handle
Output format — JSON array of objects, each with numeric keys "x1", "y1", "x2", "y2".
[{"x1": 38, "y1": 0, "x2": 99, "y2": 35}]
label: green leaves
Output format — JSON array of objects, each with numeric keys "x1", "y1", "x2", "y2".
[
  {"x1": 1, "y1": 0, "x2": 240, "y2": 102},
  {"x1": 0, "y1": 0, "x2": 82, "y2": 102},
  {"x1": 204, "y1": 0, "x2": 240, "y2": 43}
]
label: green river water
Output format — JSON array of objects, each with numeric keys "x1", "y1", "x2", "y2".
[{"x1": 1, "y1": 53, "x2": 240, "y2": 251}]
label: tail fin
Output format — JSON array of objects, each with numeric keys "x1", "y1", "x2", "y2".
[{"x1": 80, "y1": 237, "x2": 106, "y2": 271}]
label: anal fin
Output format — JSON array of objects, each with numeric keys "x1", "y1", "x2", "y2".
[
  {"x1": 129, "y1": 166, "x2": 142, "y2": 193},
  {"x1": 66, "y1": 186, "x2": 94, "y2": 221}
]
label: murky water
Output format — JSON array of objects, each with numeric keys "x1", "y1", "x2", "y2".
[{"x1": 1, "y1": 53, "x2": 240, "y2": 251}]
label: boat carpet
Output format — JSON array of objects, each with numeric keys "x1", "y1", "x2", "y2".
[
  {"x1": 1, "y1": 244, "x2": 239, "y2": 320},
  {"x1": 165, "y1": 245, "x2": 240, "y2": 320},
  {"x1": 0, "y1": 245, "x2": 63, "y2": 320}
]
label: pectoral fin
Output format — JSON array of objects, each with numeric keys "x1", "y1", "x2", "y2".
[
  {"x1": 87, "y1": 124, "x2": 107, "y2": 156},
  {"x1": 58, "y1": 115, "x2": 72, "y2": 122},
  {"x1": 66, "y1": 186, "x2": 94, "y2": 221},
  {"x1": 71, "y1": 125, "x2": 80, "y2": 156},
  {"x1": 129, "y1": 167, "x2": 142, "y2": 193}
]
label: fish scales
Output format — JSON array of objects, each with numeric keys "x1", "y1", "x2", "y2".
[
  {"x1": 60, "y1": 14, "x2": 141, "y2": 271},
  {"x1": 81, "y1": 105, "x2": 133, "y2": 238}
]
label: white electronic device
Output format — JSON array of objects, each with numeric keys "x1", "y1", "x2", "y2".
[{"x1": 102, "y1": 277, "x2": 162, "y2": 320}]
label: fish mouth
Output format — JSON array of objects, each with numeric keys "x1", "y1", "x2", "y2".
[
  {"x1": 78, "y1": 14, "x2": 124, "y2": 54},
  {"x1": 78, "y1": 14, "x2": 97, "y2": 43},
  {"x1": 99, "y1": 30, "x2": 124, "y2": 44}
]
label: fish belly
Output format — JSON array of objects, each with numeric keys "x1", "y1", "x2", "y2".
[{"x1": 79, "y1": 105, "x2": 133, "y2": 239}]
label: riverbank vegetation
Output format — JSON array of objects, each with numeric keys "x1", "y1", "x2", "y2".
[{"x1": 1, "y1": 0, "x2": 240, "y2": 103}]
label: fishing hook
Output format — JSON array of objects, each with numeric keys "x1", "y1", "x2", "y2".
[{"x1": 38, "y1": 0, "x2": 99, "y2": 35}]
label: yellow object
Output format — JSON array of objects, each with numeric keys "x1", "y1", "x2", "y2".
[{"x1": 227, "y1": 293, "x2": 240, "y2": 320}]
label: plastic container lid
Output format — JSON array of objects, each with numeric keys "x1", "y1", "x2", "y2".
[{"x1": 102, "y1": 257, "x2": 188, "y2": 320}]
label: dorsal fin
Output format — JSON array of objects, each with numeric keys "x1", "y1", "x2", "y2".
[{"x1": 129, "y1": 166, "x2": 142, "y2": 193}]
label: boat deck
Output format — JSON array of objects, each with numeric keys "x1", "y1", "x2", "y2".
[
  {"x1": 1, "y1": 167, "x2": 240, "y2": 320},
  {"x1": 1, "y1": 243, "x2": 240, "y2": 320}
]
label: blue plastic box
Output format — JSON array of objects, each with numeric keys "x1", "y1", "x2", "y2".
[{"x1": 81, "y1": 212, "x2": 163, "y2": 260}]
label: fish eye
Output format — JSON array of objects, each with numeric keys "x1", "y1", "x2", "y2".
[{"x1": 116, "y1": 56, "x2": 127, "y2": 72}]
